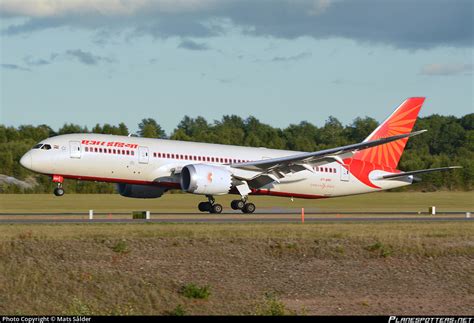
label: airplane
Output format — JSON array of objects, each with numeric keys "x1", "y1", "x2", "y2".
[{"x1": 19, "y1": 97, "x2": 460, "y2": 214}]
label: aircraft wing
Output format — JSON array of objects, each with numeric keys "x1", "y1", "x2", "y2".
[{"x1": 231, "y1": 130, "x2": 427, "y2": 181}]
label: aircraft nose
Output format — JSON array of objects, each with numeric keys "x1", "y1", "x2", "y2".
[{"x1": 20, "y1": 152, "x2": 32, "y2": 170}]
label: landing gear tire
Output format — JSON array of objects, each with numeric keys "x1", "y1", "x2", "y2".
[
  {"x1": 231, "y1": 200, "x2": 245, "y2": 210},
  {"x1": 54, "y1": 187, "x2": 65, "y2": 197},
  {"x1": 198, "y1": 202, "x2": 212, "y2": 212},
  {"x1": 242, "y1": 203, "x2": 256, "y2": 214},
  {"x1": 210, "y1": 204, "x2": 223, "y2": 214}
]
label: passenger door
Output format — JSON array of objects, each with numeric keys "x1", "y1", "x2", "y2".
[
  {"x1": 69, "y1": 141, "x2": 81, "y2": 159},
  {"x1": 138, "y1": 146, "x2": 149, "y2": 164},
  {"x1": 340, "y1": 164, "x2": 350, "y2": 182}
]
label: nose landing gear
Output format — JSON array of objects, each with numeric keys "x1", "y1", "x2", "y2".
[
  {"x1": 54, "y1": 185, "x2": 65, "y2": 196},
  {"x1": 52, "y1": 175, "x2": 65, "y2": 197}
]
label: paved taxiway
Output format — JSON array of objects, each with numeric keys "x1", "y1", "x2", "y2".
[{"x1": 0, "y1": 211, "x2": 471, "y2": 224}]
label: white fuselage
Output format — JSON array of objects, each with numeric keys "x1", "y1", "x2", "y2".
[{"x1": 20, "y1": 133, "x2": 412, "y2": 199}]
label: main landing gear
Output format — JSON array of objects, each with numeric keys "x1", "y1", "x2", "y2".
[
  {"x1": 52, "y1": 175, "x2": 65, "y2": 197},
  {"x1": 198, "y1": 195, "x2": 223, "y2": 214},
  {"x1": 198, "y1": 195, "x2": 255, "y2": 214},
  {"x1": 197, "y1": 196, "x2": 256, "y2": 214},
  {"x1": 231, "y1": 198, "x2": 255, "y2": 214}
]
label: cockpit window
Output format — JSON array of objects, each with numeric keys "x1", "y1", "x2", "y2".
[
  {"x1": 32, "y1": 144, "x2": 43, "y2": 149},
  {"x1": 41, "y1": 144, "x2": 52, "y2": 150}
]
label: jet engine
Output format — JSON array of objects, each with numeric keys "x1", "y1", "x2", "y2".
[
  {"x1": 117, "y1": 183, "x2": 166, "y2": 198},
  {"x1": 180, "y1": 164, "x2": 232, "y2": 195}
]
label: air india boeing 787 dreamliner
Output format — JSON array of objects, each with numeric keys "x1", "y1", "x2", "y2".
[{"x1": 19, "y1": 97, "x2": 460, "y2": 213}]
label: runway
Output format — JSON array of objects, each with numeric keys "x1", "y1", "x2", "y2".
[{"x1": 0, "y1": 211, "x2": 471, "y2": 224}]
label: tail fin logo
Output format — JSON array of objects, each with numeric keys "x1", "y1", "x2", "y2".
[{"x1": 353, "y1": 97, "x2": 425, "y2": 169}]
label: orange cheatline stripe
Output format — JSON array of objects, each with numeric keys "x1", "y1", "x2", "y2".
[
  {"x1": 377, "y1": 146, "x2": 383, "y2": 165},
  {"x1": 390, "y1": 119, "x2": 418, "y2": 127},
  {"x1": 382, "y1": 144, "x2": 389, "y2": 166},
  {"x1": 387, "y1": 129, "x2": 399, "y2": 136},
  {"x1": 392, "y1": 140, "x2": 403, "y2": 156},
  {"x1": 391, "y1": 103, "x2": 421, "y2": 120},
  {"x1": 389, "y1": 104, "x2": 422, "y2": 123},
  {"x1": 386, "y1": 143, "x2": 399, "y2": 166},
  {"x1": 390, "y1": 141, "x2": 403, "y2": 157},
  {"x1": 391, "y1": 125, "x2": 414, "y2": 132},
  {"x1": 369, "y1": 146, "x2": 377, "y2": 163},
  {"x1": 361, "y1": 149, "x2": 370, "y2": 159}
]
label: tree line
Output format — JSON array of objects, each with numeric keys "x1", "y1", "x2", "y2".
[{"x1": 0, "y1": 113, "x2": 472, "y2": 193}]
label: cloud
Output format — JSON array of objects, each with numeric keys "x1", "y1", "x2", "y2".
[
  {"x1": 1, "y1": 0, "x2": 472, "y2": 49},
  {"x1": 64, "y1": 49, "x2": 114, "y2": 65},
  {"x1": 0, "y1": 0, "x2": 217, "y2": 17},
  {"x1": 271, "y1": 51, "x2": 311, "y2": 62},
  {"x1": 21, "y1": 50, "x2": 115, "y2": 68},
  {"x1": 24, "y1": 56, "x2": 50, "y2": 66},
  {"x1": 178, "y1": 39, "x2": 210, "y2": 51},
  {"x1": 1, "y1": 63, "x2": 30, "y2": 71},
  {"x1": 420, "y1": 63, "x2": 473, "y2": 76}
]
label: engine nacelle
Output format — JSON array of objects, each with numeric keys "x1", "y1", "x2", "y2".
[
  {"x1": 180, "y1": 164, "x2": 232, "y2": 195},
  {"x1": 117, "y1": 183, "x2": 166, "y2": 199}
]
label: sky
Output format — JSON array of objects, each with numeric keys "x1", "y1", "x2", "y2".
[{"x1": 0, "y1": 0, "x2": 473, "y2": 135}]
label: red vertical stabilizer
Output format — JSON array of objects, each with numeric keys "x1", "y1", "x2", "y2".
[{"x1": 352, "y1": 97, "x2": 425, "y2": 168}]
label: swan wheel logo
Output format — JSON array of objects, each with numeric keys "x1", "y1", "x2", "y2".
[{"x1": 207, "y1": 172, "x2": 213, "y2": 183}]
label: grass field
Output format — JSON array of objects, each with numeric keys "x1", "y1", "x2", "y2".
[
  {"x1": 0, "y1": 191, "x2": 473, "y2": 213},
  {"x1": 0, "y1": 192, "x2": 473, "y2": 315},
  {"x1": 0, "y1": 221, "x2": 473, "y2": 315}
]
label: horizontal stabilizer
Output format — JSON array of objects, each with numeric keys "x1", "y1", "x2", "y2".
[{"x1": 380, "y1": 166, "x2": 462, "y2": 180}]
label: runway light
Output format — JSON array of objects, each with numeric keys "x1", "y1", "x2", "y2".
[{"x1": 301, "y1": 208, "x2": 305, "y2": 224}]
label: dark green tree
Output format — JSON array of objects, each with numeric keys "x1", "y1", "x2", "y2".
[{"x1": 137, "y1": 118, "x2": 166, "y2": 138}]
